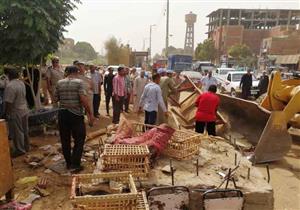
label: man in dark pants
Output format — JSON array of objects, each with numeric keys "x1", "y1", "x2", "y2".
[
  {"x1": 240, "y1": 69, "x2": 253, "y2": 99},
  {"x1": 195, "y1": 85, "x2": 220, "y2": 136},
  {"x1": 139, "y1": 74, "x2": 167, "y2": 125},
  {"x1": 112, "y1": 67, "x2": 126, "y2": 124},
  {"x1": 90, "y1": 64, "x2": 102, "y2": 118},
  {"x1": 55, "y1": 66, "x2": 94, "y2": 172},
  {"x1": 104, "y1": 67, "x2": 114, "y2": 116},
  {"x1": 258, "y1": 71, "x2": 269, "y2": 96}
]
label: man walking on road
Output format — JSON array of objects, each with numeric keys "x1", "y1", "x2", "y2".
[
  {"x1": 139, "y1": 74, "x2": 167, "y2": 125},
  {"x1": 112, "y1": 67, "x2": 126, "y2": 124},
  {"x1": 240, "y1": 69, "x2": 253, "y2": 99},
  {"x1": 55, "y1": 66, "x2": 94, "y2": 172},
  {"x1": 258, "y1": 71, "x2": 269, "y2": 96},
  {"x1": 104, "y1": 67, "x2": 114, "y2": 116},
  {"x1": 195, "y1": 85, "x2": 219, "y2": 136},
  {"x1": 200, "y1": 70, "x2": 218, "y2": 92},
  {"x1": 4, "y1": 67, "x2": 29, "y2": 157}
]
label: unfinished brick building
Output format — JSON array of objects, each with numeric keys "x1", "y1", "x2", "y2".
[{"x1": 206, "y1": 9, "x2": 300, "y2": 64}]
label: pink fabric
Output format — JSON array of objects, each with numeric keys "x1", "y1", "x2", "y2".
[
  {"x1": 114, "y1": 124, "x2": 175, "y2": 156},
  {"x1": 113, "y1": 75, "x2": 125, "y2": 97}
]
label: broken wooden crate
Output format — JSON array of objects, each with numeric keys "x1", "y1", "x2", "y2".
[
  {"x1": 71, "y1": 171, "x2": 139, "y2": 210},
  {"x1": 133, "y1": 123, "x2": 203, "y2": 160},
  {"x1": 101, "y1": 144, "x2": 150, "y2": 179}
]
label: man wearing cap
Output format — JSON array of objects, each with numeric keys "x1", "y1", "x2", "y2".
[
  {"x1": 157, "y1": 69, "x2": 176, "y2": 124},
  {"x1": 90, "y1": 64, "x2": 103, "y2": 118},
  {"x1": 76, "y1": 61, "x2": 94, "y2": 116},
  {"x1": 4, "y1": 67, "x2": 29, "y2": 157},
  {"x1": 46, "y1": 57, "x2": 64, "y2": 104},
  {"x1": 54, "y1": 65, "x2": 94, "y2": 172}
]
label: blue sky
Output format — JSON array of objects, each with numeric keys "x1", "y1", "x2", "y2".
[{"x1": 65, "y1": 0, "x2": 300, "y2": 55}]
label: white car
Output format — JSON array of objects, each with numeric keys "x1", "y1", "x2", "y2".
[
  {"x1": 219, "y1": 71, "x2": 259, "y2": 97},
  {"x1": 104, "y1": 65, "x2": 119, "y2": 75},
  {"x1": 214, "y1": 67, "x2": 236, "y2": 83},
  {"x1": 180, "y1": 70, "x2": 202, "y2": 84}
]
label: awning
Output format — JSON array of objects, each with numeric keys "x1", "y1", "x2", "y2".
[{"x1": 275, "y1": 54, "x2": 300, "y2": 65}]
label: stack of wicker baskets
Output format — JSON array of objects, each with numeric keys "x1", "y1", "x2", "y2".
[
  {"x1": 71, "y1": 171, "x2": 149, "y2": 210},
  {"x1": 101, "y1": 144, "x2": 150, "y2": 179},
  {"x1": 132, "y1": 123, "x2": 203, "y2": 160}
]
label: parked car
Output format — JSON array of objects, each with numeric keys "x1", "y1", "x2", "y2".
[
  {"x1": 214, "y1": 67, "x2": 237, "y2": 85},
  {"x1": 180, "y1": 70, "x2": 202, "y2": 84},
  {"x1": 193, "y1": 61, "x2": 216, "y2": 73},
  {"x1": 219, "y1": 71, "x2": 259, "y2": 97}
]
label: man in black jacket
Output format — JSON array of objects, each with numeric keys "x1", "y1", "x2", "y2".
[
  {"x1": 104, "y1": 67, "x2": 115, "y2": 116},
  {"x1": 258, "y1": 71, "x2": 269, "y2": 96},
  {"x1": 240, "y1": 69, "x2": 252, "y2": 99}
]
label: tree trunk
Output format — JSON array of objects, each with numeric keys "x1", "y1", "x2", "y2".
[{"x1": 25, "y1": 63, "x2": 42, "y2": 111}]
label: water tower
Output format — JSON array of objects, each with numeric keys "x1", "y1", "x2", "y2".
[{"x1": 184, "y1": 12, "x2": 197, "y2": 55}]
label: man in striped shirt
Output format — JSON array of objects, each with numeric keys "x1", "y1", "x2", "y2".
[
  {"x1": 55, "y1": 65, "x2": 94, "y2": 172},
  {"x1": 112, "y1": 67, "x2": 126, "y2": 124}
]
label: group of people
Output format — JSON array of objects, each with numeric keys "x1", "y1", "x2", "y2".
[{"x1": 0, "y1": 55, "x2": 271, "y2": 172}]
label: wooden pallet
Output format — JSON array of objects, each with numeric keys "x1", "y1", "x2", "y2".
[{"x1": 101, "y1": 145, "x2": 150, "y2": 179}]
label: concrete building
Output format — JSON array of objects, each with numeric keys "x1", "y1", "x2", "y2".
[{"x1": 206, "y1": 9, "x2": 300, "y2": 64}]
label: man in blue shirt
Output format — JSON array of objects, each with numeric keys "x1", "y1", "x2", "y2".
[{"x1": 139, "y1": 74, "x2": 167, "y2": 125}]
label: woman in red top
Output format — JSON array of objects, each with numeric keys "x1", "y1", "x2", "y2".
[{"x1": 195, "y1": 85, "x2": 219, "y2": 136}]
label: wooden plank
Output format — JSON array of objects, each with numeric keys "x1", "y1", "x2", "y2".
[{"x1": 0, "y1": 120, "x2": 14, "y2": 197}]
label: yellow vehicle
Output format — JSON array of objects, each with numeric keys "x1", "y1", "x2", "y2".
[{"x1": 218, "y1": 71, "x2": 300, "y2": 163}]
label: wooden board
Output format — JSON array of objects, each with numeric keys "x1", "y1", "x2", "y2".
[{"x1": 0, "y1": 120, "x2": 14, "y2": 197}]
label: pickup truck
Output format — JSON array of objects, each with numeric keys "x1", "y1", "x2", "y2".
[{"x1": 218, "y1": 71, "x2": 259, "y2": 97}]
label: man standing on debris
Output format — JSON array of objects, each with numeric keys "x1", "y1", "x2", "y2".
[
  {"x1": 240, "y1": 69, "x2": 253, "y2": 99},
  {"x1": 139, "y1": 74, "x2": 167, "y2": 125},
  {"x1": 157, "y1": 69, "x2": 176, "y2": 124},
  {"x1": 4, "y1": 67, "x2": 29, "y2": 157},
  {"x1": 104, "y1": 67, "x2": 114, "y2": 116},
  {"x1": 200, "y1": 70, "x2": 218, "y2": 92},
  {"x1": 90, "y1": 64, "x2": 102, "y2": 118},
  {"x1": 195, "y1": 84, "x2": 219, "y2": 136},
  {"x1": 133, "y1": 70, "x2": 148, "y2": 112},
  {"x1": 46, "y1": 57, "x2": 64, "y2": 104},
  {"x1": 112, "y1": 67, "x2": 126, "y2": 124},
  {"x1": 258, "y1": 71, "x2": 269, "y2": 96},
  {"x1": 55, "y1": 65, "x2": 94, "y2": 172}
]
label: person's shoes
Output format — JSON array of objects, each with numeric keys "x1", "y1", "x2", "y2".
[{"x1": 70, "y1": 165, "x2": 84, "y2": 173}]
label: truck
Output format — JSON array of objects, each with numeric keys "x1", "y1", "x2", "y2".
[{"x1": 167, "y1": 54, "x2": 193, "y2": 72}]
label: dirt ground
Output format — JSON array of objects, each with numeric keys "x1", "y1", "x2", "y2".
[{"x1": 3, "y1": 97, "x2": 300, "y2": 210}]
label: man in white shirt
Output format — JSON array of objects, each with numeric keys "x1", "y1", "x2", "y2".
[
  {"x1": 133, "y1": 71, "x2": 148, "y2": 112},
  {"x1": 90, "y1": 64, "x2": 103, "y2": 118},
  {"x1": 201, "y1": 71, "x2": 218, "y2": 92},
  {"x1": 139, "y1": 74, "x2": 167, "y2": 125}
]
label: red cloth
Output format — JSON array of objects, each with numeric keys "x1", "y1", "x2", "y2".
[{"x1": 195, "y1": 92, "x2": 220, "y2": 122}]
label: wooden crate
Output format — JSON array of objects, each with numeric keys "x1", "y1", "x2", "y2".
[
  {"x1": 132, "y1": 123, "x2": 203, "y2": 160},
  {"x1": 101, "y1": 144, "x2": 150, "y2": 179},
  {"x1": 71, "y1": 172, "x2": 138, "y2": 210},
  {"x1": 137, "y1": 192, "x2": 150, "y2": 210}
]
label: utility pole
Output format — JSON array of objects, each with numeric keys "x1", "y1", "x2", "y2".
[
  {"x1": 165, "y1": 0, "x2": 169, "y2": 58},
  {"x1": 149, "y1": 24, "x2": 156, "y2": 63}
]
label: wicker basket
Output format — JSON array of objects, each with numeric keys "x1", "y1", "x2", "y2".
[
  {"x1": 101, "y1": 144, "x2": 150, "y2": 179},
  {"x1": 132, "y1": 123, "x2": 203, "y2": 160},
  {"x1": 137, "y1": 192, "x2": 150, "y2": 210},
  {"x1": 71, "y1": 171, "x2": 138, "y2": 210}
]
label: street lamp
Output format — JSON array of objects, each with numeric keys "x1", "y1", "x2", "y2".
[{"x1": 149, "y1": 24, "x2": 156, "y2": 63}]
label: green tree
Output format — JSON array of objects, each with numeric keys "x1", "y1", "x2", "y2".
[
  {"x1": 195, "y1": 39, "x2": 217, "y2": 61},
  {"x1": 73, "y1": 41, "x2": 97, "y2": 61},
  {"x1": 0, "y1": 0, "x2": 79, "y2": 109},
  {"x1": 228, "y1": 44, "x2": 253, "y2": 66},
  {"x1": 104, "y1": 37, "x2": 131, "y2": 66}
]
